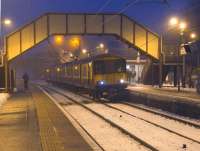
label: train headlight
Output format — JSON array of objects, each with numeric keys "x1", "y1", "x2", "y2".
[
  {"x1": 98, "y1": 80, "x2": 106, "y2": 85},
  {"x1": 120, "y1": 79, "x2": 125, "y2": 84},
  {"x1": 100, "y1": 81, "x2": 104, "y2": 85}
]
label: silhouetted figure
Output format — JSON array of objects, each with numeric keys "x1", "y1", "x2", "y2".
[{"x1": 22, "y1": 73, "x2": 29, "y2": 90}]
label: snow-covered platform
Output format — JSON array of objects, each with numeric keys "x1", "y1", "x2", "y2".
[
  {"x1": 128, "y1": 85, "x2": 200, "y2": 119},
  {"x1": 0, "y1": 85, "x2": 93, "y2": 151}
]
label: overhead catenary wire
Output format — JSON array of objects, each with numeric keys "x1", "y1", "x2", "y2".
[
  {"x1": 98, "y1": 0, "x2": 140, "y2": 27},
  {"x1": 94, "y1": 0, "x2": 169, "y2": 52},
  {"x1": 117, "y1": 0, "x2": 200, "y2": 54},
  {"x1": 100, "y1": 0, "x2": 169, "y2": 27},
  {"x1": 96, "y1": 0, "x2": 113, "y2": 15}
]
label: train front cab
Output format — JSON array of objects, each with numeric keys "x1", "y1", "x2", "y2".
[{"x1": 92, "y1": 56, "x2": 127, "y2": 99}]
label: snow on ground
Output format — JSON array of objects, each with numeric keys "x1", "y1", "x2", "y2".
[
  {"x1": 50, "y1": 92, "x2": 150, "y2": 151},
  {"x1": 126, "y1": 103, "x2": 200, "y2": 125},
  {"x1": 49, "y1": 86, "x2": 200, "y2": 151},
  {"x1": 109, "y1": 103, "x2": 200, "y2": 141},
  {"x1": 85, "y1": 103, "x2": 200, "y2": 151},
  {"x1": 0, "y1": 93, "x2": 9, "y2": 107}
]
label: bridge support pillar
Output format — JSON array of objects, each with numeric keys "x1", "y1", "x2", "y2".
[{"x1": 0, "y1": 54, "x2": 9, "y2": 92}]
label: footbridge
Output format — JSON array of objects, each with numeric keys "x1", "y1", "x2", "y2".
[
  {"x1": 5, "y1": 13, "x2": 161, "y2": 61},
  {"x1": 1, "y1": 12, "x2": 161, "y2": 91}
]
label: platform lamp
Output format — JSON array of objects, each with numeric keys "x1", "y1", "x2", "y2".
[
  {"x1": 0, "y1": 1, "x2": 13, "y2": 92},
  {"x1": 69, "y1": 37, "x2": 82, "y2": 59},
  {"x1": 169, "y1": 17, "x2": 187, "y2": 92}
]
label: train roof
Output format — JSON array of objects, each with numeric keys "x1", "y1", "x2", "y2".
[{"x1": 63, "y1": 53, "x2": 125, "y2": 66}]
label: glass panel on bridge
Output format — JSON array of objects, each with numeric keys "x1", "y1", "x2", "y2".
[
  {"x1": 68, "y1": 14, "x2": 84, "y2": 34},
  {"x1": 135, "y1": 24, "x2": 147, "y2": 52},
  {"x1": 21, "y1": 23, "x2": 34, "y2": 52},
  {"x1": 148, "y1": 32, "x2": 159, "y2": 59},
  {"x1": 104, "y1": 15, "x2": 121, "y2": 35},
  {"x1": 7, "y1": 32, "x2": 21, "y2": 60},
  {"x1": 35, "y1": 15, "x2": 48, "y2": 43},
  {"x1": 86, "y1": 15, "x2": 103, "y2": 34},
  {"x1": 122, "y1": 16, "x2": 134, "y2": 44},
  {"x1": 5, "y1": 13, "x2": 160, "y2": 61},
  {"x1": 49, "y1": 14, "x2": 67, "y2": 34}
]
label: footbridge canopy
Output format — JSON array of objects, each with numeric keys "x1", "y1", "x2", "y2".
[{"x1": 5, "y1": 13, "x2": 161, "y2": 61}]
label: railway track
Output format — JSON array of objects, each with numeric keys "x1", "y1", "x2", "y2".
[
  {"x1": 41, "y1": 85, "x2": 200, "y2": 151},
  {"x1": 122, "y1": 101, "x2": 200, "y2": 129},
  {"x1": 43, "y1": 86, "x2": 158, "y2": 151},
  {"x1": 80, "y1": 95, "x2": 200, "y2": 144}
]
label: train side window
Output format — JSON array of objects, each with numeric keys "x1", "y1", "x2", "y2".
[
  {"x1": 82, "y1": 64, "x2": 88, "y2": 78},
  {"x1": 73, "y1": 65, "x2": 80, "y2": 77},
  {"x1": 94, "y1": 60, "x2": 105, "y2": 74}
]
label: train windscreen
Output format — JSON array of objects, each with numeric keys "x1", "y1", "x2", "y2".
[{"x1": 94, "y1": 59, "x2": 126, "y2": 74}]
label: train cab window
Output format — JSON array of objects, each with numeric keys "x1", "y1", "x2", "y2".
[
  {"x1": 114, "y1": 60, "x2": 126, "y2": 72},
  {"x1": 93, "y1": 61, "x2": 105, "y2": 74},
  {"x1": 94, "y1": 59, "x2": 126, "y2": 74}
]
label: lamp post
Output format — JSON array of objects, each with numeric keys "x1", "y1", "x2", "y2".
[
  {"x1": 168, "y1": 17, "x2": 198, "y2": 91},
  {"x1": 0, "y1": 16, "x2": 13, "y2": 92},
  {"x1": 0, "y1": 18, "x2": 12, "y2": 53},
  {"x1": 169, "y1": 17, "x2": 187, "y2": 91},
  {"x1": 70, "y1": 37, "x2": 81, "y2": 57}
]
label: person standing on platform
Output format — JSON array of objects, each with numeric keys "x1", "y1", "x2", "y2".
[{"x1": 22, "y1": 73, "x2": 29, "y2": 90}]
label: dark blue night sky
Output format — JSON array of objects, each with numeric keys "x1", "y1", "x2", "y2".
[{"x1": 2, "y1": 0, "x2": 189, "y2": 35}]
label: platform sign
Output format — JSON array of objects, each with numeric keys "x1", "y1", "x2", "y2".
[{"x1": 5, "y1": 13, "x2": 161, "y2": 61}]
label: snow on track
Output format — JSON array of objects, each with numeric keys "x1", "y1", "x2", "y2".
[
  {"x1": 46, "y1": 86, "x2": 200, "y2": 151},
  {"x1": 86, "y1": 103, "x2": 200, "y2": 151},
  {"x1": 109, "y1": 103, "x2": 200, "y2": 141},
  {"x1": 49, "y1": 91, "x2": 151, "y2": 151}
]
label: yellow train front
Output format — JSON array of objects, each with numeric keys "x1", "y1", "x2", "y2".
[{"x1": 48, "y1": 54, "x2": 128, "y2": 99}]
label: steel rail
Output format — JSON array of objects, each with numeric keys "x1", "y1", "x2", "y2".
[
  {"x1": 122, "y1": 101, "x2": 200, "y2": 129},
  {"x1": 79, "y1": 91, "x2": 200, "y2": 129},
  {"x1": 43, "y1": 87, "x2": 106, "y2": 151},
  {"x1": 79, "y1": 94, "x2": 200, "y2": 144},
  {"x1": 43, "y1": 86, "x2": 159, "y2": 151}
]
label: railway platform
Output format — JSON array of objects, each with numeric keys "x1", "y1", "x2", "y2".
[
  {"x1": 128, "y1": 85, "x2": 200, "y2": 119},
  {"x1": 0, "y1": 85, "x2": 93, "y2": 151}
]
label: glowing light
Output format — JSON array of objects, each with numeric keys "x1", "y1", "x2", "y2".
[
  {"x1": 120, "y1": 79, "x2": 124, "y2": 84},
  {"x1": 190, "y1": 33, "x2": 197, "y2": 39},
  {"x1": 46, "y1": 69, "x2": 50, "y2": 73},
  {"x1": 82, "y1": 49, "x2": 87, "y2": 54},
  {"x1": 54, "y1": 36, "x2": 64, "y2": 45},
  {"x1": 169, "y1": 17, "x2": 178, "y2": 26},
  {"x1": 100, "y1": 81, "x2": 104, "y2": 85},
  {"x1": 70, "y1": 37, "x2": 80, "y2": 48},
  {"x1": 75, "y1": 66, "x2": 78, "y2": 70},
  {"x1": 99, "y1": 43, "x2": 104, "y2": 49},
  {"x1": 69, "y1": 53, "x2": 74, "y2": 57},
  {"x1": 3, "y1": 19, "x2": 12, "y2": 26},
  {"x1": 179, "y1": 22, "x2": 187, "y2": 31},
  {"x1": 56, "y1": 67, "x2": 61, "y2": 72},
  {"x1": 126, "y1": 65, "x2": 130, "y2": 70}
]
